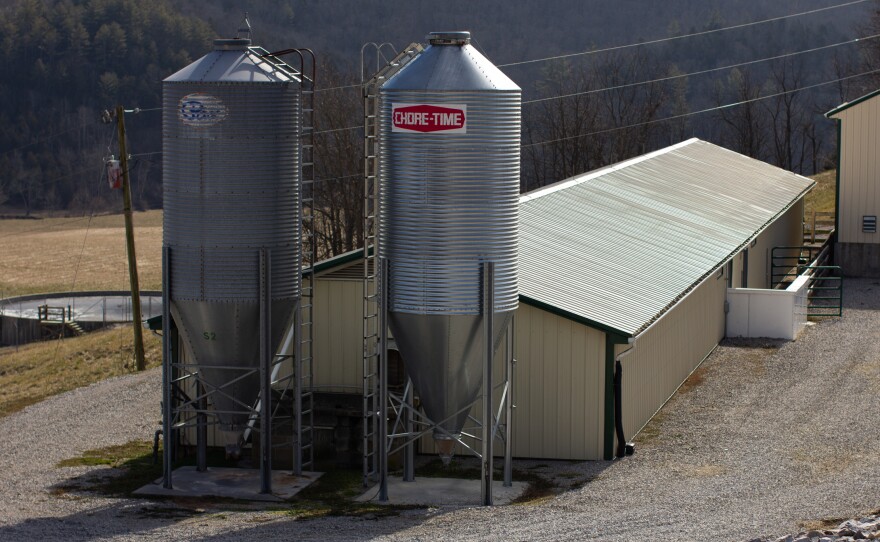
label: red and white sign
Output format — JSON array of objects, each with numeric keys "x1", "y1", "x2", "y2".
[{"x1": 391, "y1": 103, "x2": 467, "y2": 134}]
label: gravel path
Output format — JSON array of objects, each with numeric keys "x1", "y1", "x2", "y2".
[{"x1": 1, "y1": 279, "x2": 879, "y2": 541}]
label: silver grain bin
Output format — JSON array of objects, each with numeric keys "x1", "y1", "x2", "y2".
[
  {"x1": 163, "y1": 38, "x2": 301, "y2": 433},
  {"x1": 378, "y1": 31, "x2": 520, "y2": 450}
]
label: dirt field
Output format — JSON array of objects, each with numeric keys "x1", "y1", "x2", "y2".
[{"x1": 0, "y1": 211, "x2": 163, "y2": 298}]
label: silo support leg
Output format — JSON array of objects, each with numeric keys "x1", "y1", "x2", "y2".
[
  {"x1": 481, "y1": 261, "x2": 495, "y2": 506},
  {"x1": 293, "y1": 298, "x2": 303, "y2": 476},
  {"x1": 196, "y1": 379, "x2": 207, "y2": 472},
  {"x1": 259, "y1": 249, "x2": 273, "y2": 494},
  {"x1": 503, "y1": 316, "x2": 514, "y2": 488},
  {"x1": 403, "y1": 378, "x2": 415, "y2": 482},
  {"x1": 162, "y1": 246, "x2": 173, "y2": 489},
  {"x1": 378, "y1": 257, "x2": 389, "y2": 502}
]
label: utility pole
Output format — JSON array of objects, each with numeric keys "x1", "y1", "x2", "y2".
[{"x1": 115, "y1": 105, "x2": 146, "y2": 371}]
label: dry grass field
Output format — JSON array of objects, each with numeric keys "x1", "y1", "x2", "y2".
[
  {"x1": 0, "y1": 210, "x2": 163, "y2": 298},
  {"x1": 806, "y1": 169, "x2": 836, "y2": 215},
  {"x1": 0, "y1": 325, "x2": 161, "y2": 418}
]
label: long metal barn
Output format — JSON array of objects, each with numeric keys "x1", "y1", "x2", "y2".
[
  {"x1": 310, "y1": 138, "x2": 813, "y2": 461},
  {"x1": 169, "y1": 137, "x2": 813, "y2": 462}
]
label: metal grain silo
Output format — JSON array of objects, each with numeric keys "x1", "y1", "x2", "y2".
[
  {"x1": 163, "y1": 38, "x2": 300, "y2": 433},
  {"x1": 378, "y1": 31, "x2": 520, "y2": 451}
]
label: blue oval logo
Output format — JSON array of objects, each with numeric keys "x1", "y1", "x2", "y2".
[{"x1": 179, "y1": 93, "x2": 227, "y2": 126}]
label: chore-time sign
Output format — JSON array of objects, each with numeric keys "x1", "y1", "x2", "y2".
[{"x1": 391, "y1": 103, "x2": 467, "y2": 134}]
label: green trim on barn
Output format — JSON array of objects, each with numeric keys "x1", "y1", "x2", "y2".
[
  {"x1": 519, "y1": 294, "x2": 632, "y2": 340},
  {"x1": 834, "y1": 118, "x2": 842, "y2": 244},
  {"x1": 825, "y1": 88, "x2": 880, "y2": 118}
]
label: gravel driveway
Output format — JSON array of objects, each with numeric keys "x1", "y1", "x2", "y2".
[{"x1": 1, "y1": 279, "x2": 878, "y2": 541}]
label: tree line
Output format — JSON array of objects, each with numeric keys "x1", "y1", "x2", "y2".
[{"x1": 1, "y1": 0, "x2": 878, "y2": 261}]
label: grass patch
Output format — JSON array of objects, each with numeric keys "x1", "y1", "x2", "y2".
[
  {"x1": 55, "y1": 440, "x2": 162, "y2": 497},
  {"x1": 0, "y1": 326, "x2": 161, "y2": 418},
  {"x1": 58, "y1": 440, "x2": 154, "y2": 468},
  {"x1": 0, "y1": 210, "x2": 162, "y2": 298},
  {"x1": 677, "y1": 365, "x2": 708, "y2": 394},
  {"x1": 805, "y1": 169, "x2": 836, "y2": 216},
  {"x1": 284, "y1": 469, "x2": 419, "y2": 519}
]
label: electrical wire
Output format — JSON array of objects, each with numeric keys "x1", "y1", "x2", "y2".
[
  {"x1": 300, "y1": 66, "x2": 879, "y2": 141},
  {"x1": 315, "y1": 82, "x2": 361, "y2": 93},
  {"x1": 314, "y1": 125, "x2": 362, "y2": 135},
  {"x1": 521, "y1": 68, "x2": 880, "y2": 149},
  {"x1": 0, "y1": 121, "x2": 101, "y2": 157},
  {"x1": 68, "y1": 126, "x2": 117, "y2": 295},
  {"x1": 498, "y1": 0, "x2": 871, "y2": 68},
  {"x1": 523, "y1": 33, "x2": 880, "y2": 105}
]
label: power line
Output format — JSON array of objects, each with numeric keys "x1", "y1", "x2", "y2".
[
  {"x1": 0, "y1": 121, "x2": 100, "y2": 157},
  {"x1": 314, "y1": 125, "x2": 362, "y2": 135},
  {"x1": 0, "y1": 216, "x2": 93, "y2": 240},
  {"x1": 522, "y1": 68, "x2": 880, "y2": 149},
  {"x1": 315, "y1": 83, "x2": 361, "y2": 93},
  {"x1": 523, "y1": 33, "x2": 880, "y2": 105},
  {"x1": 498, "y1": 0, "x2": 871, "y2": 68}
]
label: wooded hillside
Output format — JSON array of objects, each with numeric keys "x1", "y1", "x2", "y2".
[{"x1": 0, "y1": 0, "x2": 876, "y2": 254}]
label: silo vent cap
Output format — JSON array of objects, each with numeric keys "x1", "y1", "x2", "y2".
[
  {"x1": 427, "y1": 31, "x2": 470, "y2": 45},
  {"x1": 214, "y1": 38, "x2": 251, "y2": 51}
]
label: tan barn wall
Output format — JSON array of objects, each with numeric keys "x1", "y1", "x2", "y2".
[
  {"x1": 834, "y1": 99, "x2": 880, "y2": 244},
  {"x1": 511, "y1": 303, "x2": 606, "y2": 460},
  {"x1": 729, "y1": 199, "x2": 804, "y2": 288},
  {"x1": 417, "y1": 302, "x2": 607, "y2": 461},
  {"x1": 614, "y1": 266, "x2": 727, "y2": 447}
]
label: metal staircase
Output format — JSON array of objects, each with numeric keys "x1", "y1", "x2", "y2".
[{"x1": 361, "y1": 42, "x2": 423, "y2": 487}]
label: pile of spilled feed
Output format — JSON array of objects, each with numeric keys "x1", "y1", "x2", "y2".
[{"x1": 752, "y1": 514, "x2": 880, "y2": 542}]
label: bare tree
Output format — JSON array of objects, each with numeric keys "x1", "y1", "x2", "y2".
[
  {"x1": 312, "y1": 64, "x2": 364, "y2": 258},
  {"x1": 522, "y1": 60, "x2": 603, "y2": 191},
  {"x1": 522, "y1": 49, "x2": 668, "y2": 190},
  {"x1": 713, "y1": 67, "x2": 768, "y2": 161},
  {"x1": 592, "y1": 48, "x2": 667, "y2": 164}
]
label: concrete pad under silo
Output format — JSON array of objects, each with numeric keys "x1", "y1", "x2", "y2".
[
  {"x1": 356, "y1": 477, "x2": 528, "y2": 506},
  {"x1": 134, "y1": 466, "x2": 322, "y2": 502}
]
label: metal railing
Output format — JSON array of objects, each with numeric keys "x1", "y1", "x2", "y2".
[
  {"x1": 804, "y1": 210, "x2": 835, "y2": 245},
  {"x1": 771, "y1": 245, "x2": 842, "y2": 317},
  {"x1": 37, "y1": 305, "x2": 69, "y2": 322},
  {"x1": 770, "y1": 244, "x2": 831, "y2": 289},
  {"x1": 804, "y1": 265, "x2": 843, "y2": 317}
]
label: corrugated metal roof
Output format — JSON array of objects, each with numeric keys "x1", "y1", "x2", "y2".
[{"x1": 519, "y1": 138, "x2": 815, "y2": 338}]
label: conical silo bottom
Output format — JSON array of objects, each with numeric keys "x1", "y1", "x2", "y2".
[
  {"x1": 388, "y1": 311, "x2": 512, "y2": 450},
  {"x1": 171, "y1": 299, "x2": 295, "y2": 431}
]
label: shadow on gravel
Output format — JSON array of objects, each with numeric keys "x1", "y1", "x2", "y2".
[
  {"x1": 844, "y1": 279, "x2": 880, "y2": 310},
  {"x1": 0, "y1": 500, "x2": 203, "y2": 540}
]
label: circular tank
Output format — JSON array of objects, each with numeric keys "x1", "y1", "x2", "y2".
[
  {"x1": 163, "y1": 38, "x2": 301, "y2": 431},
  {"x1": 378, "y1": 31, "x2": 521, "y2": 444}
]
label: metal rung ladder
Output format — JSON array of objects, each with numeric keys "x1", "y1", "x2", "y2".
[
  {"x1": 361, "y1": 41, "x2": 424, "y2": 488},
  {"x1": 259, "y1": 45, "x2": 318, "y2": 474}
]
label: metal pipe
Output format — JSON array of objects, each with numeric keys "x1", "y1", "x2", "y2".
[
  {"x1": 481, "y1": 261, "x2": 495, "y2": 506},
  {"x1": 293, "y1": 297, "x2": 303, "y2": 476},
  {"x1": 403, "y1": 377, "x2": 415, "y2": 482},
  {"x1": 613, "y1": 341, "x2": 636, "y2": 459},
  {"x1": 161, "y1": 245, "x2": 173, "y2": 489},
  {"x1": 196, "y1": 378, "x2": 207, "y2": 472},
  {"x1": 503, "y1": 314, "x2": 514, "y2": 487},
  {"x1": 378, "y1": 257, "x2": 389, "y2": 502},
  {"x1": 259, "y1": 249, "x2": 272, "y2": 494},
  {"x1": 152, "y1": 429, "x2": 163, "y2": 465}
]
